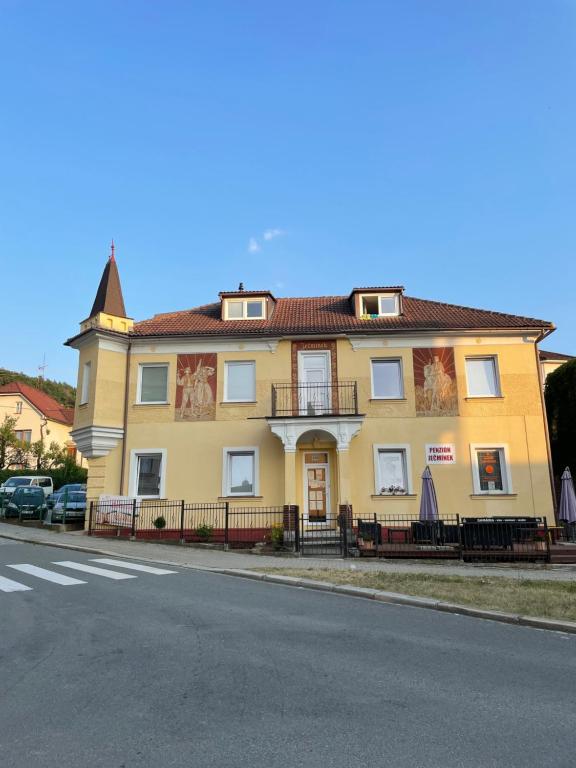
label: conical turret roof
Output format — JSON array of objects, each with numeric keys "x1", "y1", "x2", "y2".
[{"x1": 89, "y1": 243, "x2": 127, "y2": 318}]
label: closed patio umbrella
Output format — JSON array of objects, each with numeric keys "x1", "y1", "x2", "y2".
[
  {"x1": 419, "y1": 466, "x2": 439, "y2": 522},
  {"x1": 558, "y1": 467, "x2": 576, "y2": 525}
]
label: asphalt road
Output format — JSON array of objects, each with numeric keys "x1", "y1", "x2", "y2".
[{"x1": 1, "y1": 539, "x2": 575, "y2": 768}]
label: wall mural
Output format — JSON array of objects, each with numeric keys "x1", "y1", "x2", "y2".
[
  {"x1": 413, "y1": 347, "x2": 458, "y2": 417},
  {"x1": 175, "y1": 354, "x2": 217, "y2": 421}
]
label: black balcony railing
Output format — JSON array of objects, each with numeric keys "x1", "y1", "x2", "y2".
[{"x1": 270, "y1": 381, "x2": 359, "y2": 417}]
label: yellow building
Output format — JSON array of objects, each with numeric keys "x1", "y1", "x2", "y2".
[
  {"x1": 0, "y1": 380, "x2": 80, "y2": 464},
  {"x1": 67, "y1": 253, "x2": 557, "y2": 527}
]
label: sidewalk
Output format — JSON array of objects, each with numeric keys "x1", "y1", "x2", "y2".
[{"x1": 2, "y1": 521, "x2": 576, "y2": 581}]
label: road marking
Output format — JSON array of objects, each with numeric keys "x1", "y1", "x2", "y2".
[
  {"x1": 91, "y1": 558, "x2": 177, "y2": 575},
  {"x1": 53, "y1": 561, "x2": 136, "y2": 580},
  {"x1": 7, "y1": 564, "x2": 86, "y2": 586},
  {"x1": 0, "y1": 574, "x2": 33, "y2": 592}
]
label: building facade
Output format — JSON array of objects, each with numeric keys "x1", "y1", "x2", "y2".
[
  {"x1": 68, "y1": 254, "x2": 557, "y2": 525},
  {"x1": 0, "y1": 381, "x2": 80, "y2": 465}
]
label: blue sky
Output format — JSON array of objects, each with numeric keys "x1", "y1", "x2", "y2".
[{"x1": 1, "y1": 1, "x2": 575, "y2": 384}]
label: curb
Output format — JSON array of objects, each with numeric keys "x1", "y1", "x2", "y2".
[
  {"x1": 211, "y1": 568, "x2": 576, "y2": 636},
  {"x1": 2, "y1": 530, "x2": 576, "y2": 635}
]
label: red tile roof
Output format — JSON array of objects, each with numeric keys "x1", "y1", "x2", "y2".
[
  {"x1": 131, "y1": 294, "x2": 554, "y2": 338},
  {"x1": 539, "y1": 349, "x2": 573, "y2": 361},
  {"x1": 0, "y1": 381, "x2": 74, "y2": 425}
]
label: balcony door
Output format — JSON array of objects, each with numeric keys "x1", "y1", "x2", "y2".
[{"x1": 298, "y1": 351, "x2": 331, "y2": 415}]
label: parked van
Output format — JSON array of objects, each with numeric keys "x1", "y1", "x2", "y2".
[{"x1": 0, "y1": 476, "x2": 54, "y2": 498}]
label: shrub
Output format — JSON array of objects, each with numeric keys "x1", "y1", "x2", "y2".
[
  {"x1": 195, "y1": 523, "x2": 214, "y2": 542},
  {"x1": 153, "y1": 516, "x2": 166, "y2": 530},
  {"x1": 0, "y1": 465, "x2": 88, "y2": 490},
  {"x1": 269, "y1": 523, "x2": 284, "y2": 550}
]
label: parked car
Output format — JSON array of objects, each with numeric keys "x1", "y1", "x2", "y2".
[
  {"x1": 5, "y1": 487, "x2": 48, "y2": 520},
  {"x1": 0, "y1": 476, "x2": 54, "y2": 498},
  {"x1": 49, "y1": 491, "x2": 87, "y2": 523},
  {"x1": 48, "y1": 483, "x2": 87, "y2": 509}
]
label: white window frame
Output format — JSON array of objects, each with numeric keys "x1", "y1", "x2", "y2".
[
  {"x1": 465, "y1": 356, "x2": 501, "y2": 398},
  {"x1": 129, "y1": 448, "x2": 167, "y2": 499},
  {"x1": 360, "y1": 293, "x2": 400, "y2": 317},
  {"x1": 469, "y1": 443, "x2": 513, "y2": 495},
  {"x1": 373, "y1": 444, "x2": 413, "y2": 495},
  {"x1": 136, "y1": 363, "x2": 169, "y2": 405},
  {"x1": 223, "y1": 361, "x2": 256, "y2": 403},
  {"x1": 80, "y1": 361, "x2": 91, "y2": 405},
  {"x1": 15, "y1": 401, "x2": 22, "y2": 414},
  {"x1": 224, "y1": 299, "x2": 266, "y2": 320},
  {"x1": 222, "y1": 446, "x2": 259, "y2": 497},
  {"x1": 370, "y1": 358, "x2": 404, "y2": 399}
]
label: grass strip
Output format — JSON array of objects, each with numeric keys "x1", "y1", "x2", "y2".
[{"x1": 256, "y1": 568, "x2": 576, "y2": 622}]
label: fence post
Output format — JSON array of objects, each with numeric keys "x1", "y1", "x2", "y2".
[
  {"x1": 224, "y1": 502, "x2": 229, "y2": 549},
  {"x1": 88, "y1": 500, "x2": 94, "y2": 535},
  {"x1": 456, "y1": 513, "x2": 463, "y2": 560},
  {"x1": 179, "y1": 500, "x2": 185, "y2": 544},
  {"x1": 131, "y1": 498, "x2": 137, "y2": 540},
  {"x1": 544, "y1": 517, "x2": 551, "y2": 564},
  {"x1": 294, "y1": 507, "x2": 300, "y2": 553}
]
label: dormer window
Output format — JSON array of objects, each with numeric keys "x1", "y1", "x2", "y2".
[
  {"x1": 226, "y1": 299, "x2": 265, "y2": 320},
  {"x1": 359, "y1": 293, "x2": 400, "y2": 318}
]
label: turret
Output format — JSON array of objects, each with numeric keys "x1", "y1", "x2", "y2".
[{"x1": 79, "y1": 241, "x2": 134, "y2": 334}]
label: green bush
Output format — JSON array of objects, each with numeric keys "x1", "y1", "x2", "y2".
[
  {"x1": 269, "y1": 523, "x2": 284, "y2": 550},
  {"x1": 153, "y1": 516, "x2": 166, "y2": 530},
  {"x1": 194, "y1": 523, "x2": 214, "y2": 541},
  {"x1": 0, "y1": 465, "x2": 87, "y2": 491}
]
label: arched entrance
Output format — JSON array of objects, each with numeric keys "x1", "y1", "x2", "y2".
[{"x1": 297, "y1": 430, "x2": 337, "y2": 527}]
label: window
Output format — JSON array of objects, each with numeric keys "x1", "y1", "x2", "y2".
[
  {"x1": 223, "y1": 448, "x2": 259, "y2": 496},
  {"x1": 15, "y1": 430, "x2": 32, "y2": 443},
  {"x1": 360, "y1": 293, "x2": 400, "y2": 317},
  {"x1": 373, "y1": 445, "x2": 412, "y2": 495},
  {"x1": 224, "y1": 361, "x2": 256, "y2": 402},
  {"x1": 225, "y1": 299, "x2": 265, "y2": 320},
  {"x1": 138, "y1": 364, "x2": 169, "y2": 404},
  {"x1": 80, "y1": 361, "x2": 91, "y2": 405},
  {"x1": 371, "y1": 359, "x2": 403, "y2": 399},
  {"x1": 465, "y1": 357, "x2": 500, "y2": 397},
  {"x1": 130, "y1": 449, "x2": 166, "y2": 498},
  {"x1": 470, "y1": 445, "x2": 512, "y2": 494},
  {"x1": 15, "y1": 401, "x2": 22, "y2": 414}
]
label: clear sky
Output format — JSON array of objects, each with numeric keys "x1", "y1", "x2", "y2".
[{"x1": 1, "y1": 1, "x2": 574, "y2": 385}]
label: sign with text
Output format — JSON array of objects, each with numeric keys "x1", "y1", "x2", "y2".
[{"x1": 426, "y1": 444, "x2": 456, "y2": 464}]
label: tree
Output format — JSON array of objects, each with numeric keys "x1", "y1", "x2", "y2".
[
  {"x1": 29, "y1": 440, "x2": 68, "y2": 472},
  {"x1": 545, "y1": 360, "x2": 576, "y2": 478},
  {"x1": 0, "y1": 415, "x2": 30, "y2": 470}
]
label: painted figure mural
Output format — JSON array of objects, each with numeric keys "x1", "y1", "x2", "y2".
[
  {"x1": 413, "y1": 347, "x2": 458, "y2": 416},
  {"x1": 175, "y1": 354, "x2": 217, "y2": 421}
]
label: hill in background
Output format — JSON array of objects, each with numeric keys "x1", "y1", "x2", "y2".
[{"x1": 0, "y1": 369, "x2": 76, "y2": 408}]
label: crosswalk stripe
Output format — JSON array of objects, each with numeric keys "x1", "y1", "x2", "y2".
[
  {"x1": 53, "y1": 561, "x2": 136, "y2": 580},
  {"x1": 0, "y1": 574, "x2": 33, "y2": 593},
  {"x1": 91, "y1": 558, "x2": 177, "y2": 575},
  {"x1": 7, "y1": 564, "x2": 86, "y2": 586}
]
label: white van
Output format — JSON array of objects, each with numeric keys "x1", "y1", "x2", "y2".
[{"x1": 0, "y1": 476, "x2": 54, "y2": 498}]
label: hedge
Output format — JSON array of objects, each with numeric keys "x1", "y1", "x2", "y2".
[{"x1": 0, "y1": 466, "x2": 88, "y2": 491}]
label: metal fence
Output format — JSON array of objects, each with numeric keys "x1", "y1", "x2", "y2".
[
  {"x1": 351, "y1": 514, "x2": 550, "y2": 562},
  {"x1": 88, "y1": 499, "x2": 299, "y2": 551},
  {"x1": 87, "y1": 500, "x2": 552, "y2": 562}
]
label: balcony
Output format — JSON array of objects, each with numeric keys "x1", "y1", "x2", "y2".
[{"x1": 270, "y1": 381, "x2": 359, "y2": 418}]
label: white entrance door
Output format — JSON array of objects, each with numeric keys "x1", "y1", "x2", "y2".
[
  {"x1": 298, "y1": 352, "x2": 331, "y2": 415},
  {"x1": 303, "y1": 452, "x2": 332, "y2": 526}
]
